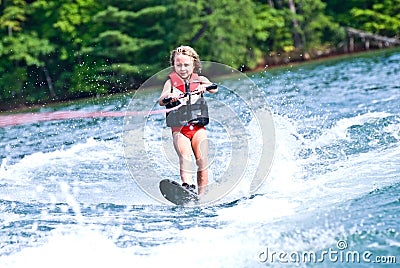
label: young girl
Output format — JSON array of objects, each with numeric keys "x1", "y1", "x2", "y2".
[{"x1": 158, "y1": 46, "x2": 218, "y2": 195}]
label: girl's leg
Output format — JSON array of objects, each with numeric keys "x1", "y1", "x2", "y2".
[
  {"x1": 172, "y1": 131, "x2": 194, "y2": 185},
  {"x1": 191, "y1": 128, "x2": 208, "y2": 195}
]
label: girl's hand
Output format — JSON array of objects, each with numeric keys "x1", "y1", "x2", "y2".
[
  {"x1": 161, "y1": 92, "x2": 181, "y2": 105},
  {"x1": 198, "y1": 84, "x2": 207, "y2": 94},
  {"x1": 201, "y1": 82, "x2": 218, "y2": 94},
  {"x1": 167, "y1": 92, "x2": 181, "y2": 102}
]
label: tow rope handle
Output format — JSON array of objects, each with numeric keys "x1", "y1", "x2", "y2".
[{"x1": 162, "y1": 83, "x2": 218, "y2": 104}]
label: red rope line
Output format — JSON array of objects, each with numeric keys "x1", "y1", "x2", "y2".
[{"x1": 0, "y1": 105, "x2": 181, "y2": 128}]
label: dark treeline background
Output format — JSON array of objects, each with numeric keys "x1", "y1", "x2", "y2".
[{"x1": 1, "y1": 0, "x2": 399, "y2": 110}]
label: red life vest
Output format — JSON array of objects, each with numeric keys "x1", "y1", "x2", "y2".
[
  {"x1": 165, "y1": 72, "x2": 209, "y2": 127},
  {"x1": 169, "y1": 72, "x2": 201, "y2": 93}
]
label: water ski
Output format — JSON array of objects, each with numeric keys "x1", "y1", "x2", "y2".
[{"x1": 159, "y1": 179, "x2": 199, "y2": 205}]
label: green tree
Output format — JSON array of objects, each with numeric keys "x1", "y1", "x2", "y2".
[
  {"x1": 76, "y1": 1, "x2": 171, "y2": 94},
  {"x1": 297, "y1": 0, "x2": 343, "y2": 51},
  {"x1": 1, "y1": 0, "x2": 398, "y2": 110},
  {"x1": 254, "y1": 0, "x2": 342, "y2": 55},
  {"x1": 0, "y1": 0, "x2": 27, "y2": 104},
  {"x1": 252, "y1": 3, "x2": 293, "y2": 54},
  {"x1": 324, "y1": 0, "x2": 375, "y2": 26},
  {"x1": 350, "y1": 0, "x2": 400, "y2": 37},
  {"x1": 172, "y1": 0, "x2": 262, "y2": 69},
  {"x1": 1, "y1": 33, "x2": 54, "y2": 98},
  {"x1": 0, "y1": 0, "x2": 55, "y2": 105},
  {"x1": 29, "y1": 0, "x2": 103, "y2": 99}
]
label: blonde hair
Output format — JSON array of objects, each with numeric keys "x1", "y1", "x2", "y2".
[{"x1": 170, "y1": 45, "x2": 201, "y2": 73}]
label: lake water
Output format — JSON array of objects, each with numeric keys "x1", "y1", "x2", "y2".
[{"x1": 1, "y1": 49, "x2": 399, "y2": 267}]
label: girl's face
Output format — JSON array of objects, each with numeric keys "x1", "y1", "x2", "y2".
[{"x1": 174, "y1": 54, "x2": 194, "y2": 80}]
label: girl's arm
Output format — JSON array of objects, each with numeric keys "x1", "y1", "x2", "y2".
[
  {"x1": 158, "y1": 80, "x2": 180, "y2": 106},
  {"x1": 199, "y1": 76, "x2": 218, "y2": 94}
]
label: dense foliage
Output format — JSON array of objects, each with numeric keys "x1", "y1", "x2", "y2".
[{"x1": 0, "y1": 0, "x2": 399, "y2": 109}]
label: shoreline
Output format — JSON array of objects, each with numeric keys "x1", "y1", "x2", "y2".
[
  {"x1": 1, "y1": 47, "x2": 399, "y2": 115},
  {"x1": 252, "y1": 46, "x2": 400, "y2": 73}
]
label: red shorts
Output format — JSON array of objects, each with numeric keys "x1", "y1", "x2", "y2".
[{"x1": 172, "y1": 125, "x2": 205, "y2": 140}]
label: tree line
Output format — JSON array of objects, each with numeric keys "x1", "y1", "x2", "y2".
[{"x1": 0, "y1": 0, "x2": 399, "y2": 110}]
